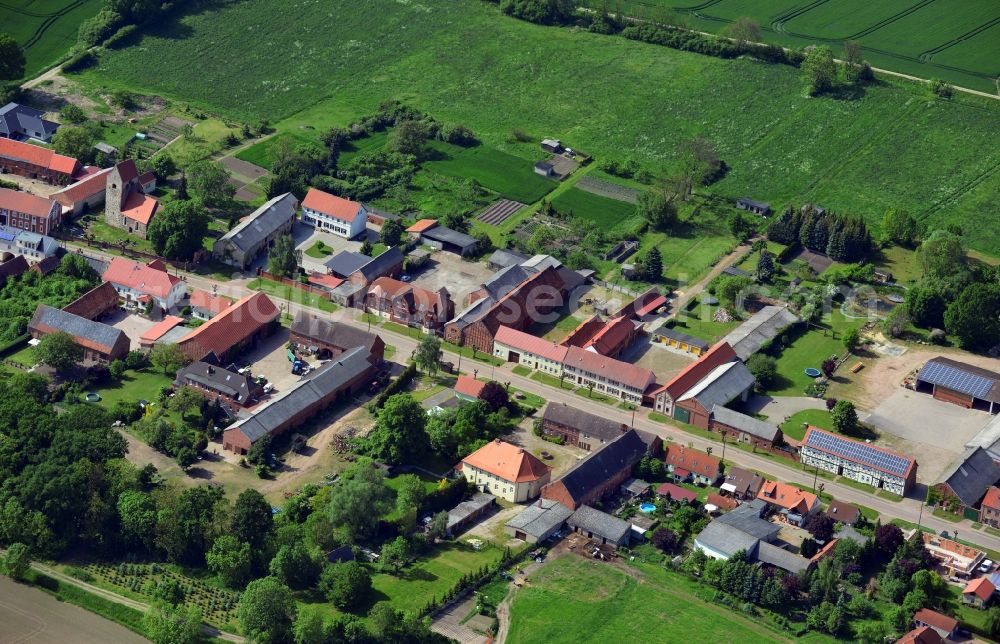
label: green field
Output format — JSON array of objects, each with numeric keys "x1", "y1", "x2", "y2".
[
  {"x1": 248, "y1": 277, "x2": 338, "y2": 312},
  {"x1": 584, "y1": 0, "x2": 1000, "y2": 94},
  {"x1": 2, "y1": 0, "x2": 103, "y2": 79},
  {"x1": 550, "y1": 187, "x2": 639, "y2": 230},
  {"x1": 423, "y1": 140, "x2": 554, "y2": 204},
  {"x1": 235, "y1": 131, "x2": 319, "y2": 170},
  {"x1": 75, "y1": 0, "x2": 1000, "y2": 257},
  {"x1": 507, "y1": 554, "x2": 793, "y2": 643}
]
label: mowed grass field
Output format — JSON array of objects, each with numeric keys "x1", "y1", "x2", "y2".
[
  {"x1": 423, "y1": 140, "x2": 554, "y2": 204},
  {"x1": 507, "y1": 555, "x2": 794, "y2": 643},
  {"x1": 77, "y1": 0, "x2": 1000, "y2": 257},
  {"x1": 550, "y1": 187, "x2": 639, "y2": 230},
  {"x1": 2, "y1": 0, "x2": 102, "y2": 79},
  {"x1": 583, "y1": 0, "x2": 1000, "y2": 93}
]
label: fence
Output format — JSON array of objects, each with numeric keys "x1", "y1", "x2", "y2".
[
  {"x1": 592, "y1": 279, "x2": 643, "y2": 298},
  {"x1": 256, "y1": 270, "x2": 333, "y2": 300}
]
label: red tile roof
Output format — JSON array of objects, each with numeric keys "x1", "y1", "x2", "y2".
[
  {"x1": 563, "y1": 345, "x2": 655, "y2": 391},
  {"x1": 137, "y1": 170, "x2": 156, "y2": 186},
  {"x1": 634, "y1": 293, "x2": 667, "y2": 317},
  {"x1": 559, "y1": 315, "x2": 605, "y2": 348},
  {"x1": 913, "y1": 609, "x2": 958, "y2": 634},
  {"x1": 189, "y1": 289, "x2": 232, "y2": 316},
  {"x1": 462, "y1": 439, "x2": 551, "y2": 483},
  {"x1": 656, "y1": 482, "x2": 697, "y2": 502},
  {"x1": 706, "y1": 492, "x2": 739, "y2": 510},
  {"x1": 121, "y1": 192, "x2": 158, "y2": 225},
  {"x1": 102, "y1": 257, "x2": 180, "y2": 299},
  {"x1": 0, "y1": 187, "x2": 57, "y2": 217},
  {"x1": 114, "y1": 159, "x2": 139, "y2": 184},
  {"x1": 757, "y1": 481, "x2": 817, "y2": 515},
  {"x1": 179, "y1": 292, "x2": 279, "y2": 359},
  {"x1": 455, "y1": 375, "x2": 486, "y2": 399},
  {"x1": 983, "y1": 485, "x2": 1000, "y2": 510},
  {"x1": 897, "y1": 626, "x2": 944, "y2": 644},
  {"x1": 665, "y1": 445, "x2": 722, "y2": 478},
  {"x1": 582, "y1": 315, "x2": 637, "y2": 355},
  {"x1": 302, "y1": 187, "x2": 363, "y2": 220},
  {"x1": 140, "y1": 316, "x2": 185, "y2": 343},
  {"x1": 307, "y1": 273, "x2": 344, "y2": 290},
  {"x1": 963, "y1": 576, "x2": 995, "y2": 601},
  {"x1": 52, "y1": 167, "x2": 111, "y2": 206},
  {"x1": 406, "y1": 218, "x2": 438, "y2": 233},
  {"x1": 0, "y1": 138, "x2": 78, "y2": 174},
  {"x1": 651, "y1": 341, "x2": 737, "y2": 398},
  {"x1": 811, "y1": 538, "x2": 839, "y2": 563},
  {"x1": 494, "y1": 325, "x2": 569, "y2": 363},
  {"x1": 62, "y1": 282, "x2": 119, "y2": 320}
]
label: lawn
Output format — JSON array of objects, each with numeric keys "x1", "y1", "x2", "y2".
[
  {"x1": 236, "y1": 131, "x2": 320, "y2": 170},
  {"x1": 304, "y1": 240, "x2": 333, "y2": 258},
  {"x1": 75, "y1": 0, "x2": 1000, "y2": 258},
  {"x1": 550, "y1": 187, "x2": 640, "y2": 231},
  {"x1": 1, "y1": 0, "x2": 103, "y2": 79},
  {"x1": 768, "y1": 310, "x2": 862, "y2": 396},
  {"x1": 669, "y1": 300, "x2": 740, "y2": 343},
  {"x1": 780, "y1": 409, "x2": 835, "y2": 441},
  {"x1": 93, "y1": 369, "x2": 175, "y2": 409},
  {"x1": 508, "y1": 554, "x2": 794, "y2": 643},
  {"x1": 874, "y1": 245, "x2": 922, "y2": 285},
  {"x1": 6, "y1": 344, "x2": 38, "y2": 369},
  {"x1": 370, "y1": 541, "x2": 503, "y2": 614},
  {"x1": 248, "y1": 277, "x2": 338, "y2": 313},
  {"x1": 423, "y1": 140, "x2": 555, "y2": 204}
]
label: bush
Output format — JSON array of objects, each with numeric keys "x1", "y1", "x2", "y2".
[
  {"x1": 369, "y1": 362, "x2": 417, "y2": 410},
  {"x1": 62, "y1": 50, "x2": 98, "y2": 73}
]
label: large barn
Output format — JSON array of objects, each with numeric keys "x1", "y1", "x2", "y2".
[{"x1": 916, "y1": 357, "x2": 1000, "y2": 413}]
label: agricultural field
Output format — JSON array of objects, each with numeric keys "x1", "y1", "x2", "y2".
[
  {"x1": 423, "y1": 140, "x2": 554, "y2": 204},
  {"x1": 72, "y1": 0, "x2": 1000, "y2": 258},
  {"x1": 582, "y1": 0, "x2": 1000, "y2": 93},
  {"x1": 550, "y1": 187, "x2": 640, "y2": 231},
  {"x1": 1, "y1": 0, "x2": 102, "y2": 79},
  {"x1": 507, "y1": 554, "x2": 796, "y2": 643},
  {"x1": 235, "y1": 131, "x2": 320, "y2": 170}
]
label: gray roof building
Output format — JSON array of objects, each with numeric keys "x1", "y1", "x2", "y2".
[
  {"x1": 217, "y1": 192, "x2": 298, "y2": 256},
  {"x1": 678, "y1": 361, "x2": 756, "y2": 411},
  {"x1": 545, "y1": 429, "x2": 650, "y2": 508},
  {"x1": 542, "y1": 403, "x2": 631, "y2": 444},
  {"x1": 567, "y1": 505, "x2": 631, "y2": 546},
  {"x1": 175, "y1": 362, "x2": 259, "y2": 403},
  {"x1": 756, "y1": 542, "x2": 810, "y2": 574},
  {"x1": 29, "y1": 304, "x2": 128, "y2": 357},
  {"x1": 355, "y1": 246, "x2": 402, "y2": 281},
  {"x1": 480, "y1": 265, "x2": 531, "y2": 300},
  {"x1": 714, "y1": 500, "x2": 780, "y2": 541},
  {"x1": 710, "y1": 405, "x2": 781, "y2": 443},
  {"x1": 420, "y1": 225, "x2": 479, "y2": 256},
  {"x1": 938, "y1": 447, "x2": 1000, "y2": 508},
  {"x1": 446, "y1": 493, "x2": 495, "y2": 534},
  {"x1": 0, "y1": 103, "x2": 59, "y2": 141},
  {"x1": 488, "y1": 248, "x2": 529, "y2": 270},
  {"x1": 289, "y1": 312, "x2": 382, "y2": 355},
  {"x1": 506, "y1": 499, "x2": 573, "y2": 542},
  {"x1": 652, "y1": 327, "x2": 710, "y2": 352},
  {"x1": 721, "y1": 306, "x2": 800, "y2": 361},
  {"x1": 325, "y1": 251, "x2": 370, "y2": 277},
  {"x1": 695, "y1": 500, "x2": 811, "y2": 574},
  {"x1": 694, "y1": 521, "x2": 762, "y2": 558}
]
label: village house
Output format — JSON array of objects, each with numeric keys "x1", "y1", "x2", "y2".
[
  {"x1": 920, "y1": 531, "x2": 985, "y2": 579},
  {"x1": 288, "y1": 312, "x2": 385, "y2": 362},
  {"x1": 454, "y1": 375, "x2": 485, "y2": 402},
  {"x1": 980, "y1": 486, "x2": 1000, "y2": 528},
  {"x1": 174, "y1": 361, "x2": 264, "y2": 411},
  {"x1": 0, "y1": 188, "x2": 61, "y2": 235},
  {"x1": 897, "y1": 626, "x2": 945, "y2": 644},
  {"x1": 222, "y1": 345, "x2": 376, "y2": 454},
  {"x1": 459, "y1": 439, "x2": 552, "y2": 502},
  {"x1": 103, "y1": 159, "x2": 159, "y2": 239},
  {"x1": 541, "y1": 429, "x2": 650, "y2": 510},
  {"x1": 213, "y1": 192, "x2": 298, "y2": 270},
  {"x1": 178, "y1": 292, "x2": 280, "y2": 363},
  {"x1": 656, "y1": 482, "x2": 698, "y2": 504},
  {"x1": 102, "y1": 257, "x2": 187, "y2": 313},
  {"x1": 0, "y1": 138, "x2": 79, "y2": 184},
  {"x1": 540, "y1": 403, "x2": 650, "y2": 453},
  {"x1": 912, "y1": 608, "x2": 959, "y2": 640},
  {"x1": 720, "y1": 467, "x2": 765, "y2": 501},
  {"x1": 0, "y1": 225, "x2": 59, "y2": 265},
  {"x1": 29, "y1": 304, "x2": 130, "y2": 364},
  {"x1": 62, "y1": 282, "x2": 120, "y2": 321},
  {"x1": 651, "y1": 341, "x2": 738, "y2": 415},
  {"x1": 800, "y1": 426, "x2": 917, "y2": 496},
  {"x1": 188, "y1": 289, "x2": 232, "y2": 320},
  {"x1": 825, "y1": 500, "x2": 861, "y2": 526},
  {"x1": 325, "y1": 247, "x2": 404, "y2": 288},
  {"x1": 962, "y1": 577, "x2": 994, "y2": 609},
  {"x1": 561, "y1": 345, "x2": 657, "y2": 406},
  {"x1": 0, "y1": 103, "x2": 59, "y2": 142},
  {"x1": 694, "y1": 500, "x2": 812, "y2": 575},
  {"x1": 664, "y1": 445, "x2": 723, "y2": 486},
  {"x1": 300, "y1": 187, "x2": 367, "y2": 239},
  {"x1": 709, "y1": 405, "x2": 784, "y2": 451},
  {"x1": 915, "y1": 357, "x2": 1000, "y2": 413},
  {"x1": 756, "y1": 481, "x2": 819, "y2": 526},
  {"x1": 364, "y1": 276, "x2": 453, "y2": 333},
  {"x1": 493, "y1": 325, "x2": 568, "y2": 377}
]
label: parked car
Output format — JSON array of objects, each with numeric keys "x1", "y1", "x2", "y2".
[{"x1": 980, "y1": 559, "x2": 994, "y2": 574}]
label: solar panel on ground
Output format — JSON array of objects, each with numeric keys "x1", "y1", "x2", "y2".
[
  {"x1": 805, "y1": 429, "x2": 912, "y2": 477},
  {"x1": 918, "y1": 360, "x2": 994, "y2": 399}
]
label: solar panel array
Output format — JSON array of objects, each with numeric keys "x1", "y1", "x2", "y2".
[
  {"x1": 0, "y1": 231, "x2": 16, "y2": 242},
  {"x1": 919, "y1": 360, "x2": 994, "y2": 399},
  {"x1": 805, "y1": 429, "x2": 913, "y2": 477}
]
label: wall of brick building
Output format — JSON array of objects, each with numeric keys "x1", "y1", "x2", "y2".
[{"x1": 934, "y1": 386, "x2": 974, "y2": 409}]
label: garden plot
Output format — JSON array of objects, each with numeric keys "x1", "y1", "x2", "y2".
[
  {"x1": 476, "y1": 199, "x2": 525, "y2": 225},
  {"x1": 575, "y1": 176, "x2": 638, "y2": 203}
]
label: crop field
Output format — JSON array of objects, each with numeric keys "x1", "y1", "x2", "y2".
[
  {"x1": 2, "y1": 0, "x2": 102, "y2": 79},
  {"x1": 587, "y1": 0, "x2": 1000, "y2": 93},
  {"x1": 423, "y1": 140, "x2": 554, "y2": 204},
  {"x1": 77, "y1": 0, "x2": 1000, "y2": 257},
  {"x1": 550, "y1": 187, "x2": 639, "y2": 230}
]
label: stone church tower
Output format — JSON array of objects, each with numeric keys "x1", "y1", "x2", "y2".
[{"x1": 104, "y1": 160, "x2": 141, "y2": 228}]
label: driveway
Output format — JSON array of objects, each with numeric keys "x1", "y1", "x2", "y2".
[
  {"x1": 743, "y1": 395, "x2": 828, "y2": 423},
  {"x1": 411, "y1": 253, "x2": 494, "y2": 304},
  {"x1": 295, "y1": 226, "x2": 377, "y2": 274},
  {"x1": 110, "y1": 311, "x2": 162, "y2": 350}
]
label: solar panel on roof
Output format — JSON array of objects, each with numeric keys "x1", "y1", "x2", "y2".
[
  {"x1": 0, "y1": 232, "x2": 16, "y2": 241},
  {"x1": 805, "y1": 430, "x2": 912, "y2": 477},
  {"x1": 919, "y1": 360, "x2": 994, "y2": 399}
]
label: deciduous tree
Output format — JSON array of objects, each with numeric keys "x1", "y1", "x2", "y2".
[
  {"x1": 52, "y1": 126, "x2": 94, "y2": 161},
  {"x1": 636, "y1": 190, "x2": 677, "y2": 231},
  {"x1": 267, "y1": 234, "x2": 300, "y2": 278},
  {"x1": 802, "y1": 46, "x2": 837, "y2": 96},
  {"x1": 143, "y1": 602, "x2": 202, "y2": 644},
  {"x1": 206, "y1": 535, "x2": 252, "y2": 588},
  {"x1": 380, "y1": 218, "x2": 403, "y2": 247},
  {"x1": 35, "y1": 330, "x2": 83, "y2": 372},
  {"x1": 414, "y1": 335, "x2": 441, "y2": 376},
  {"x1": 945, "y1": 283, "x2": 1000, "y2": 350},
  {"x1": 0, "y1": 33, "x2": 26, "y2": 80},
  {"x1": 149, "y1": 342, "x2": 190, "y2": 375},
  {"x1": 326, "y1": 459, "x2": 394, "y2": 540},
  {"x1": 237, "y1": 577, "x2": 296, "y2": 644},
  {"x1": 186, "y1": 160, "x2": 235, "y2": 208},
  {"x1": 831, "y1": 400, "x2": 858, "y2": 435},
  {"x1": 147, "y1": 199, "x2": 209, "y2": 260},
  {"x1": 319, "y1": 561, "x2": 372, "y2": 611},
  {"x1": 722, "y1": 17, "x2": 761, "y2": 44},
  {"x1": 2, "y1": 542, "x2": 30, "y2": 580}
]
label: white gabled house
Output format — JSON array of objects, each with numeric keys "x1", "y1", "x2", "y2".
[{"x1": 300, "y1": 187, "x2": 367, "y2": 239}]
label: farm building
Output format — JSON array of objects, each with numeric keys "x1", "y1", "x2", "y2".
[
  {"x1": 300, "y1": 187, "x2": 367, "y2": 239},
  {"x1": 664, "y1": 445, "x2": 722, "y2": 486},
  {"x1": 720, "y1": 467, "x2": 765, "y2": 501},
  {"x1": 541, "y1": 429, "x2": 650, "y2": 510},
  {"x1": 800, "y1": 426, "x2": 917, "y2": 496},
  {"x1": 420, "y1": 224, "x2": 479, "y2": 257},
  {"x1": 364, "y1": 276, "x2": 453, "y2": 333},
  {"x1": 561, "y1": 345, "x2": 657, "y2": 406},
  {"x1": 493, "y1": 325, "x2": 568, "y2": 376},
  {"x1": 188, "y1": 289, "x2": 232, "y2": 320},
  {"x1": 652, "y1": 326, "x2": 709, "y2": 356},
  {"x1": 0, "y1": 138, "x2": 79, "y2": 185},
  {"x1": 62, "y1": 282, "x2": 120, "y2": 321},
  {"x1": 506, "y1": 499, "x2": 573, "y2": 544},
  {"x1": 178, "y1": 292, "x2": 280, "y2": 363},
  {"x1": 0, "y1": 188, "x2": 61, "y2": 236},
  {"x1": 897, "y1": 626, "x2": 945, "y2": 644},
  {"x1": 364, "y1": 206, "x2": 398, "y2": 227},
  {"x1": 694, "y1": 500, "x2": 812, "y2": 575},
  {"x1": 721, "y1": 305, "x2": 799, "y2": 361},
  {"x1": 912, "y1": 609, "x2": 959, "y2": 640},
  {"x1": 566, "y1": 505, "x2": 631, "y2": 548},
  {"x1": 756, "y1": 481, "x2": 819, "y2": 527},
  {"x1": 0, "y1": 103, "x2": 59, "y2": 142},
  {"x1": 931, "y1": 447, "x2": 1000, "y2": 519},
  {"x1": 222, "y1": 345, "x2": 377, "y2": 454},
  {"x1": 709, "y1": 405, "x2": 783, "y2": 451},
  {"x1": 104, "y1": 159, "x2": 159, "y2": 239},
  {"x1": 487, "y1": 248, "x2": 529, "y2": 271},
  {"x1": 52, "y1": 166, "x2": 114, "y2": 217},
  {"x1": 915, "y1": 357, "x2": 1000, "y2": 413},
  {"x1": 540, "y1": 139, "x2": 563, "y2": 153},
  {"x1": 29, "y1": 304, "x2": 129, "y2": 364},
  {"x1": 213, "y1": 193, "x2": 298, "y2": 269},
  {"x1": 534, "y1": 161, "x2": 555, "y2": 177},
  {"x1": 672, "y1": 360, "x2": 755, "y2": 429},
  {"x1": 735, "y1": 197, "x2": 771, "y2": 216},
  {"x1": 0, "y1": 253, "x2": 28, "y2": 285},
  {"x1": 102, "y1": 257, "x2": 187, "y2": 313},
  {"x1": 446, "y1": 493, "x2": 496, "y2": 536},
  {"x1": 651, "y1": 341, "x2": 739, "y2": 415},
  {"x1": 138, "y1": 316, "x2": 184, "y2": 348},
  {"x1": 612, "y1": 287, "x2": 667, "y2": 319},
  {"x1": 325, "y1": 247, "x2": 404, "y2": 287},
  {"x1": 459, "y1": 439, "x2": 551, "y2": 502},
  {"x1": 0, "y1": 225, "x2": 59, "y2": 265},
  {"x1": 289, "y1": 311, "x2": 384, "y2": 362},
  {"x1": 175, "y1": 361, "x2": 264, "y2": 411},
  {"x1": 559, "y1": 314, "x2": 641, "y2": 359},
  {"x1": 540, "y1": 403, "x2": 661, "y2": 454}
]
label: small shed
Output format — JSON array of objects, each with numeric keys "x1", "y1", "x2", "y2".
[
  {"x1": 541, "y1": 139, "x2": 563, "y2": 153},
  {"x1": 534, "y1": 161, "x2": 555, "y2": 177},
  {"x1": 736, "y1": 198, "x2": 771, "y2": 216},
  {"x1": 620, "y1": 478, "x2": 651, "y2": 498},
  {"x1": 446, "y1": 493, "x2": 496, "y2": 536}
]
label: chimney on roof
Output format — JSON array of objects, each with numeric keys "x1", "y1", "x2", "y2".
[{"x1": 207, "y1": 366, "x2": 214, "y2": 374}]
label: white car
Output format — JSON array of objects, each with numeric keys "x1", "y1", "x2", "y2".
[{"x1": 979, "y1": 559, "x2": 994, "y2": 573}]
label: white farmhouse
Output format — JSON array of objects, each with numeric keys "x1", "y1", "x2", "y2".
[{"x1": 300, "y1": 187, "x2": 367, "y2": 239}]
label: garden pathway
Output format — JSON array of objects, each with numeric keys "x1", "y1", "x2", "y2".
[{"x1": 430, "y1": 594, "x2": 488, "y2": 644}]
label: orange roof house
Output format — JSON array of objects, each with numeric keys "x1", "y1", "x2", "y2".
[
  {"x1": 757, "y1": 481, "x2": 819, "y2": 522},
  {"x1": 912, "y1": 608, "x2": 959, "y2": 640},
  {"x1": 0, "y1": 138, "x2": 80, "y2": 183},
  {"x1": 664, "y1": 445, "x2": 722, "y2": 485},
  {"x1": 454, "y1": 375, "x2": 486, "y2": 400},
  {"x1": 896, "y1": 626, "x2": 944, "y2": 644},
  {"x1": 460, "y1": 439, "x2": 552, "y2": 502},
  {"x1": 102, "y1": 257, "x2": 186, "y2": 311},
  {"x1": 302, "y1": 188, "x2": 361, "y2": 220},
  {"x1": 963, "y1": 577, "x2": 995, "y2": 604}
]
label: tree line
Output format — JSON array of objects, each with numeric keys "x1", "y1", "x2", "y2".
[{"x1": 767, "y1": 204, "x2": 874, "y2": 263}]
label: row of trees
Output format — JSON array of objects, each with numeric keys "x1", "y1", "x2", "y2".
[{"x1": 767, "y1": 204, "x2": 874, "y2": 263}]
